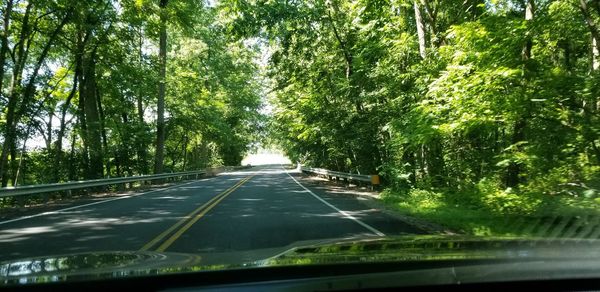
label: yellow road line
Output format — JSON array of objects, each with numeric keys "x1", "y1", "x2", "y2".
[
  {"x1": 155, "y1": 175, "x2": 254, "y2": 252},
  {"x1": 139, "y1": 176, "x2": 252, "y2": 251}
]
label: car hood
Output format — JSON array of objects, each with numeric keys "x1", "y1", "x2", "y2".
[
  {"x1": 258, "y1": 235, "x2": 600, "y2": 265},
  {"x1": 2, "y1": 235, "x2": 600, "y2": 285}
]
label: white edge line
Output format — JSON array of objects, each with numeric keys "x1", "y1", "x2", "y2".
[
  {"x1": 284, "y1": 168, "x2": 385, "y2": 237},
  {"x1": 0, "y1": 178, "x2": 215, "y2": 226}
]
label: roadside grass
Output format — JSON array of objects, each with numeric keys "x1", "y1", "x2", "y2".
[{"x1": 381, "y1": 188, "x2": 600, "y2": 237}]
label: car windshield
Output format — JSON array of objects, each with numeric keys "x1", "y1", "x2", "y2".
[{"x1": 0, "y1": 0, "x2": 599, "y2": 286}]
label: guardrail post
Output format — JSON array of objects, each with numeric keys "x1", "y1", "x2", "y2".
[
  {"x1": 16, "y1": 195, "x2": 25, "y2": 209},
  {"x1": 370, "y1": 175, "x2": 380, "y2": 191},
  {"x1": 117, "y1": 182, "x2": 125, "y2": 192}
]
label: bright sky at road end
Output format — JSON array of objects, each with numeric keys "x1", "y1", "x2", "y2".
[{"x1": 242, "y1": 150, "x2": 292, "y2": 166}]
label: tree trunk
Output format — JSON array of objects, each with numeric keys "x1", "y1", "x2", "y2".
[
  {"x1": 592, "y1": 36, "x2": 599, "y2": 70},
  {"x1": 0, "y1": 98, "x2": 17, "y2": 186},
  {"x1": 414, "y1": 1, "x2": 427, "y2": 59},
  {"x1": 13, "y1": 125, "x2": 34, "y2": 186},
  {"x1": 521, "y1": 0, "x2": 534, "y2": 61},
  {"x1": 137, "y1": 28, "x2": 148, "y2": 174},
  {"x1": 9, "y1": 142, "x2": 17, "y2": 186},
  {"x1": 0, "y1": 0, "x2": 13, "y2": 96},
  {"x1": 426, "y1": 137, "x2": 446, "y2": 188},
  {"x1": 154, "y1": 0, "x2": 169, "y2": 175},
  {"x1": 75, "y1": 24, "x2": 90, "y2": 178},
  {"x1": 96, "y1": 87, "x2": 109, "y2": 177},
  {"x1": 579, "y1": 0, "x2": 600, "y2": 112},
  {"x1": 506, "y1": 0, "x2": 534, "y2": 188},
  {"x1": 182, "y1": 135, "x2": 188, "y2": 171},
  {"x1": 53, "y1": 73, "x2": 78, "y2": 182},
  {"x1": 402, "y1": 149, "x2": 417, "y2": 185},
  {"x1": 579, "y1": 0, "x2": 600, "y2": 67},
  {"x1": 120, "y1": 112, "x2": 132, "y2": 176},
  {"x1": 0, "y1": 2, "x2": 32, "y2": 186},
  {"x1": 587, "y1": 4, "x2": 600, "y2": 162},
  {"x1": 419, "y1": 0, "x2": 439, "y2": 46},
  {"x1": 136, "y1": 98, "x2": 148, "y2": 174},
  {"x1": 506, "y1": 119, "x2": 526, "y2": 187},
  {"x1": 81, "y1": 49, "x2": 104, "y2": 179},
  {"x1": 68, "y1": 130, "x2": 77, "y2": 181},
  {"x1": 45, "y1": 108, "x2": 54, "y2": 150},
  {"x1": 77, "y1": 75, "x2": 90, "y2": 178}
]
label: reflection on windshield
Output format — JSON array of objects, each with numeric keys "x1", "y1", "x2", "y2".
[{"x1": 4, "y1": 236, "x2": 600, "y2": 285}]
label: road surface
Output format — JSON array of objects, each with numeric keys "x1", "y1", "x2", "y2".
[{"x1": 0, "y1": 165, "x2": 426, "y2": 264}]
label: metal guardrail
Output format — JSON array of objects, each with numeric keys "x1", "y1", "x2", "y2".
[
  {"x1": 0, "y1": 170, "x2": 207, "y2": 198},
  {"x1": 300, "y1": 166, "x2": 380, "y2": 185}
]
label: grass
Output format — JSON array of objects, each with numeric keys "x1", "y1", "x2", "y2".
[{"x1": 380, "y1": 188, "x2": 600, "y2": 238}]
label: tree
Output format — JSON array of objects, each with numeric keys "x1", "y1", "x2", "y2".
[
  {"x1": 0, "y1": 1, "x2": 72, "y2": 186},
  {"x1": 0, "y1": 0, "x2": 262, "y2": 187},
  {"x1": 220, "y1": 0, "x2": 597, "y2": 200},
  {"x1": 154, "y1": 0, "x2": 168, "y2": 175}
]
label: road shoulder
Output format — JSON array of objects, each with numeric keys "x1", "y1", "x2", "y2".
[{"x1": 289, "y1": 171, "x2": 456, "y2": 235}]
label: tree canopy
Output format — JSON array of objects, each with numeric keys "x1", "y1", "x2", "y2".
[
  {"x1": 220, "y1": 0, "x2": 599, "y2": 199},
  {"x1": 0, "y1": 0, "x2": 263, "y2": 186}
]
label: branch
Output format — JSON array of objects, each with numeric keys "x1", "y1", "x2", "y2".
[
  {"x1": 324, "y1": 5, "x2": 352, "y2": 77},
  {"x1": 578, "y1": 0, "x2": 600, "y2": 43},
  {"x1": 18, "y1": 8, "x2": 73, "y2": 118},
  {"x1": 419, "y1": 0, "x2": 435, "y2": 25}
]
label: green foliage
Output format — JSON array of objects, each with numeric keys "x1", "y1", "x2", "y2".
[
  {"x1": 221, "y1": 0, "x2": 599, "y2": 197},
  {"x1": 0, "y1": 0, "x2": 263, "y2": 186},
  {"x1": 207, "y1": 1, "x2": 600, "y2": 236},
  {"x1": 481, "y1": 189, "x2": 542, "y2": 215},
  {"x1": 1, "y1": 0, "x2": 599, "y2": 235}
]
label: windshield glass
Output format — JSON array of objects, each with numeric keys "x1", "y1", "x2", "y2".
[{"x1": 0, "y1": 0, "x2": 599, "y2": 286}]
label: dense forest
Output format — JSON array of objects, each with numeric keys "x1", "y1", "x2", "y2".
[
  {"x1": 0, "y1": 0, "x2": 263, "y2": 187},
  {"x1": 219, "y1": 0, "x2": 599, "y2": 208},
  {"x1": 1, "y1": 0, "x2": 600, "y2": 222}
]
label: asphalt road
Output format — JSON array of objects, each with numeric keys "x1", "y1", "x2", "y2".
[{"x1": 0, "y1": 165, "x2": 426, "y2": 264}]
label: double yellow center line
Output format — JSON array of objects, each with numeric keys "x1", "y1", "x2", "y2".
[{"x1": 140, "y1": 175, "x2": 254, "y2": 252}]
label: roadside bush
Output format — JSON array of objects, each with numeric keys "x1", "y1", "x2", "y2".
[
  {"x1": 472, "y1": 177, "x2": 542, "y2": 215},
  {"x1": 381, "y1": 188, "x2": 445, "y2": 210},
  {"x1": 406, "y1": 189, "x2": 445, "y2": 209},
  {"x1": 481, "y1": 189, "x2": 542, "y2": 215}
]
